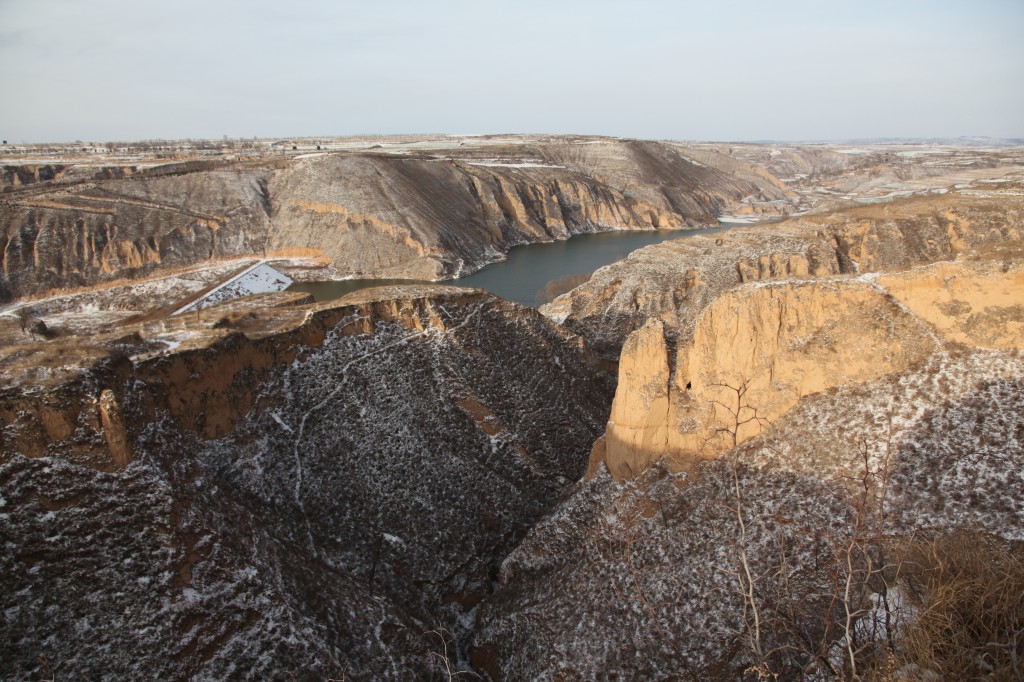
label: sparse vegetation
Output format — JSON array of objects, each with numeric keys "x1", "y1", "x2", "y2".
[
  {"x1": 866, "y1": 530, "x2": 1024, "y2": 681},
  {"x1": 536, "y1": 272, "x2": 590, "y2": 304},
  {"x1": 1, "y1": 138, "x2": 1022, "y2": 680}
]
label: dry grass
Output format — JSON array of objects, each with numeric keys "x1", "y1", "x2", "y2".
[{"x1": 867, "y1": 530, "x2": 1024, "y2": 681}]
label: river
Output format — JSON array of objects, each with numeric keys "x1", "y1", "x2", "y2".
[{"x1": 289, "y1": 225, "x2": 735, "y2": 308}]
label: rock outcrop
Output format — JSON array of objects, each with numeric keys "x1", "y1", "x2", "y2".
[
  {"x1": 4, "y1": 140, "x2": 1024, "y2": 680},
  {"x1": 0, "y1": 166, "x2": 274, "y2": 299},
  {"x1": 0, "y1": 287, "x2": 614, "y2": 679},
  {"x1": 0, "y1": 138, "x2": 796, "y2": 301},
  {"x1": 472, "y1": 188, "x2": 1024, "y2": 677},
  {"x1": 573, "y1": 191, "x2": 1024, "y2": 477},
  {"x1": 472, "y1": 346, "x2": 1024, "y2": 680},
  {"x1": 1, "y1": 164, "x2": 69, "y2": 188},
  {"x1": 876, "y1": 259, "x2": 1024, "y2": 349},
  {"x1": 601, "y1": 277, "x2": 942, "y2": 476},
  {"x1": 542, "y1": 191, "x2": 1024, "y2": 361}
]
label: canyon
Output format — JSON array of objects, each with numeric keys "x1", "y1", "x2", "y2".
[
  {"x1": 1, "y1": 136, "x2": 800, "y2": 301},
  {"x1": 1, "y1": 136, "x2": 1023, "y2": 680}
]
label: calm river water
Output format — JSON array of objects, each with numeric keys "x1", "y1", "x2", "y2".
[{"x1": 290, "y1": 225, "x2": 734, "y2": 308}]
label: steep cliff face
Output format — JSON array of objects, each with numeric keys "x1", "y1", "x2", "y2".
[
  {"x1": 547, "y1": 189, "x2": 1024, "y2": 478},
  {"x1": 464, "y1": 186, "x2": 1024, "y2": 678},
  {"x1": 734, "y1": 347, "x2": 1024, "y2": 518},
  {"x1": 472, "y1": 190, "x2": 1024, "y2": 676},
  {"x1": 876, "y1": 260, "x2": 1024, "y2": 349},
  {"x1": 0, "y1": 137, "x2": 795, "y2": 300},
  {"x1": 472, "y1": 346, "x2": 1024, "y2": 680},
  {"x1": 0, "y1": 288, "x2": 614, "y2": 679},
  {"x1": 1, "y1": 164, "x2": 69, "y2": 188},
  {"x1": 596, "y1": 256, "x2": 1024, "y2": 477},
  {"x1": 542, "y1": 191, "x2": 1024, "y2": 361},
  {"x1": 267, "y1": 152, "x2": 689, "y2": 281},
  {"x1": 0, "y1": 166, "x2": 274, "y2": 299}
]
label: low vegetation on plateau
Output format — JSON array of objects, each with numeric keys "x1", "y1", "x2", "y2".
[{"x1": 1, "y1": 136, "x2": 1023, "y2": 680}]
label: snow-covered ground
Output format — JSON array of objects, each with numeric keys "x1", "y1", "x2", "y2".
[
  {"x1": 465, "y1": 159, "x2": 566, "y2": 169},
  {"x1": 174, "y1": 263, "x2": 294, "y2": 314}
]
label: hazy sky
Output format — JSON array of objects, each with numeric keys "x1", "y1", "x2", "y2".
[{"x1": 1, "y1": 0, "x2": 1022, "y2": 143}]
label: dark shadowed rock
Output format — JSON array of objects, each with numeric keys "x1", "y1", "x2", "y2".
[{"x1": 0, "y1": 288, "x2": 614, "y2": 679}]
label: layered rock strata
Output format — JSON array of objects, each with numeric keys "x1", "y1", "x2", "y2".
[
  {"x1": 0, "y1": 139, "x2": 795, "y2": 301},
  {"x1": 599, "y1": 260, "x2": 1024, "y2": 477},
  {"x1": 543, "y1": 192, "x2": 1024, "y2": 361},
  {"x1": 472, "y1": 191, "x2": 1024, "y2": 679}
]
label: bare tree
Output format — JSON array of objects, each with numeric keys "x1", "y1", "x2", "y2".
[
  {"x1": 710, "y1": 380, "x2": 909, "y2": 680},
  {"x1": 703, "y1": 378, "x2": 773, "y2": 671},
  {"x1": 15, "y1": 307, "x2": 31, "y2": 334},
  {"x1": 825, "y1": 431, "x2": 906, "y2": 680},
  {"x1": 424, "y1": 623, "x2": 480, "y2": 681}
]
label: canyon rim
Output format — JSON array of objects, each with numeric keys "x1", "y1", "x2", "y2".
[{"x1": 2, "y1": 135, "x2": 1024, "y2": 680}]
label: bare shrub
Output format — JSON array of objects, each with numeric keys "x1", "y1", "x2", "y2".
[
  {"x1": 15, "y1": 307, "x2": 32, "y2": 334},
  {"x1": 425, "y1": 623, "x2": 480, "y2": 681},
  {"x1": 537, "y1": 273, "x2": 590, "y2": 304}
]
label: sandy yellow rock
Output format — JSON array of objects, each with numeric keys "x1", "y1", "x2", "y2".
[
  {"x1": 602, "y1": 277, "x2": 946, "y2": 476},
  {"x1": 98, "y1": 389, "x2": 132, "y2": 469},
  {"x1": 877, "y1": 260, "x2": 1024, "y2": 350},
  {"x1": 604, "y1": 318, "x2": 672, "y2": 478}
]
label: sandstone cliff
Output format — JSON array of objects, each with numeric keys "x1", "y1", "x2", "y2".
[
  {"x1": 4, "y1": 141, "x2": 1023, "y2": 680},
  {"x1": 598, "y1": 261, "x2": 1024, "y2": 476},
  {"x1": 0, "y1": 137, "x2": 796, "y2": 301},
  {"x1": 543, "y1": 190, "x2": 1024, "y2": 360},
  {"x1": 472, "y1": 339, "x2": 1024, "y2": 679},
  {"x1": 472, "y1": 187, "x2": 1024, "y2": 677},
  {"x1": 0, "y1": 165, "x2": 274, "y2": 298},
  {"x1": 563, "y1": 190, "x2": 1024, "y2": 477}
]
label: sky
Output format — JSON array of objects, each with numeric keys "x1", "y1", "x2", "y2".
[{"x1": 1, "y1": 0, "x2": 1022, "y2": 143}]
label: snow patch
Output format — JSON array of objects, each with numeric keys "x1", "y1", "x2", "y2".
[
  {"x1": 175, "y1": 263, "x2": 294, "y2": 314},
  {"x1": 466, "y1": 159, "x2": 565, "y2": 169}
]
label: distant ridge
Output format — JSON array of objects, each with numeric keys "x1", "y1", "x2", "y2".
[{"x1": 743, "y1": 136, "x2": 1024, "y2": 146}]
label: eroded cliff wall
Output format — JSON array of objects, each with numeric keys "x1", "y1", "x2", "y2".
[
  {"x1": 584, "y1": 192, "x2": 1024, "y2": 477},
  {"x1": 543, "y1": 192, "x2": 1024, "y2": 361},
  {"x1": 0, "y1": 288, "x2": 614, "y2": 679},
  {"x1": 472, "y1": 342, "x2": 1024, "y2": 679},
  {"x1": 0, "y1": 166, "x2": 274, "y2": 298},
  {"x1": 471, "y1": 190, "x2": 1024, "y2": 679},
  {"x1": 0, "y1": 139, "x2": 795, "y2": 300}
]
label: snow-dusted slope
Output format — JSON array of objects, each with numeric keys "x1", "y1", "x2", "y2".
[
  {"x1": 0, "y1": 288, "x2": 613, "y2": 680},
  {"x1": 472, "y1": 348, "x2": 1024, "y2": 680}
]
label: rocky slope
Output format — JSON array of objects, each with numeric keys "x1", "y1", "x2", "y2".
[
  {"x1": 470, "y1": 345, "x2": 1024, "y2": 679},
  {"x1": 0, "y1": 137, "x2": 796, "y2": 301},
  {"x1": 3, "y1": 141, "x2": 1024, "y2": 680},
  {"x1": 542, "y1": 188, "x2": 1024, "y2": 361},
  {"x1": 0, "y1": 287, "x2": 614, "y2": 679},
  {"x1": 470, "y1": 190, "x2": 1024, "y2": 680},
  {"x1": 596, "y1": 257, "x2": 1023, "y2": 477},
  {"x1": 543, "y1": 187, "x2": 1024, "y2": 477},
  {"x1": 681, "y1": 142, "x2": 1024, "y2": 214},
  {"x1": 0, "y1": 164, "x2": 275, "y2": 299}
]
